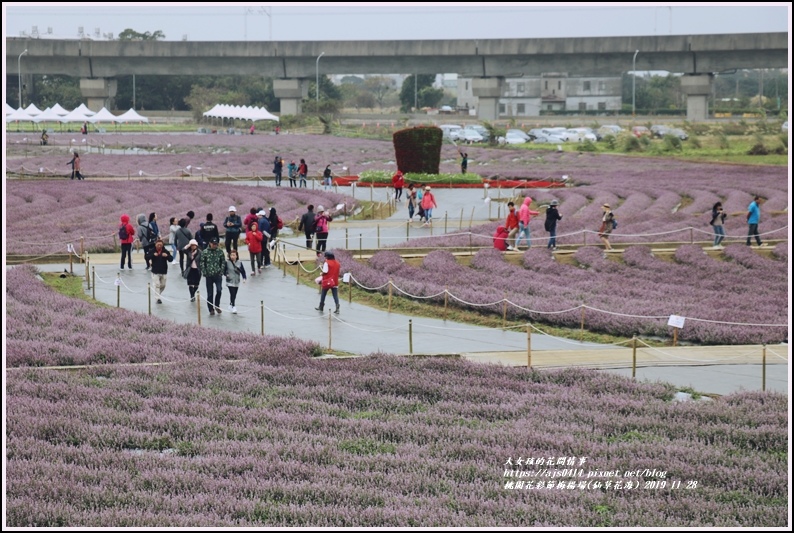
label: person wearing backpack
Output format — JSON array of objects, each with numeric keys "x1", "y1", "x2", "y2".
[
  {"x1": 118, "y1": 214, "x2": 136, "y2": 270},
  {"x1": 298, "y1": 204, "x2": 316, "y2": 250},
  {"x1": 598, "y1": 203, "x2": 615, "y2": 250},
  {"x1": 173, "y1": 219, "x2": 193, "y2": 272},
  {"x1": 136, "y1": 213, "x2": 157, "y2": 270}
]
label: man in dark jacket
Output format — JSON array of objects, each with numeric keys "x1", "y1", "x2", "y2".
[
  {"x1": 199, "y1": 237, "x2": 226, "y2": 315},
  {"x1": 145, "y1": 238, "x2": 173, "y2": 303},
  {"x1": 544, "y1": 199, "x2": 563, "y2": 250},
  {"x1": 298, "y1": 204, "x2": 316, "y2": 250},
  {"x1": 198, "y1": 213, "x2": 219, "y2": 250},
  {"x1": 223, "y1": 206, "x2": 242, "y2": 255}
]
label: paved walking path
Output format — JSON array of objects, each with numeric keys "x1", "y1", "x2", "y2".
[{"x1": 24, "y1": 187, "x2": 789, "y2": 397}]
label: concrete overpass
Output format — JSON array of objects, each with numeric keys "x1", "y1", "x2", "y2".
[{"x1": 6, "y1": 33, "x2": 788, "y2": 120}]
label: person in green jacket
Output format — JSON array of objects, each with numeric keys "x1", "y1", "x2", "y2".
[{"x1": 200, "y1": 237, "x2": 227, "y2": 315}]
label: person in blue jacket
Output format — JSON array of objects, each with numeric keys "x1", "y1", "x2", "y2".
[{"x1": 746, "y1": 196, "x2": 765, "y2": 247}]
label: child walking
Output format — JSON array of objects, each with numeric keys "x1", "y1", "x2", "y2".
[{"x1": 225, "y1": 250, "x2": 247, "y2": 314}]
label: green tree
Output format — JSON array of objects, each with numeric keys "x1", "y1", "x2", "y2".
[
  {"x1": 399, "y1": 74, "x2": 435, "y2": 112},
  {"x1": 118, "y1": 28, "x2": 166, "y2": 40},
  {"x1": 363, "y1": 76, "x2": 395, "y2": 109},
  {"x1": 32, "y1": 75, "x2": 82, "y2": 109}
]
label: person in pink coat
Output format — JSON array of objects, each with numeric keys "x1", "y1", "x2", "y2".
[
  {"x1": 493, "y1": 225, "x2": 509, "y2": 251},
  {"x1": 420, "y1": 186, "x2": 437, "y2": 226},
  {"x1": 515, "y1": 196, "x2": 540, "y2": 250}
]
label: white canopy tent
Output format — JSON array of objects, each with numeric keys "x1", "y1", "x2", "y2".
[
  {"x1": 5, "y1": 108, "x2": 34, "y2": 122},
  {"x1": 33, "y1": 107, "x2": 65, "y2": 122},
  {"x1": 59, "y1": 108, "x2": 93, "y2": 123},
  {"x1": 23, "y1": 103, "x2": 43, "y2": 116},
  {"x1": 50, "y1": 103, "x2": 70, "y2": 115},
  {"x1": 72, "y1": 103, "x2": 96, "y2": 116},
  {"x1": 116, "y1": 108, "x2": 150, "y2": 123},
  {"x1": 86, "y1": 107, "x2": 119, "y2": 123},
  {"x1": 203, "y1": 104, "x2": 279, "y2": 122},
  {"x1": 5, "y1": 102, "x2": 16, "y2": 115}
]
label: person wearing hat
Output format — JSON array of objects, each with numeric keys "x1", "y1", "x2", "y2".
[
  {"x1": 287, "y1": 160, "x2": 298, "y2": 187},
  {"x1": 315, "y1": 251, "x2": 341, "y2": 314},
  {"x1": 544, "y1": 199, "x2": 563, "y2": 251},
  {"x1": 598, "y1": 203, "x2": 615, "y2": 250},
  {"x1": 420, "y1": 186, "x2": 437, "y2": 227},
  {"x1": 183, "y1": 239, "x2": 202, "y2": 302},
  {"x1": 314, "y1": 205, "x2": 333, "y2": 253},
  {"x1": 200, "y1": 237, "x2": 227, "y2": 315},
  {"x1": 223, "y1": 206, "x2": 243, "y2": 255},
  {"x1": 145, "y1": 238, "x2": 173, "y2": 304},
  {"x1": 257, "y1": 209, "x2": 272, "y2": 267}
]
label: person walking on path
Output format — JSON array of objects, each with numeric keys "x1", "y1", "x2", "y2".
[
  {"x1": 598, "y1": 203, "x2": 615, "y2": 251},
  {"x1": 515, "y1": 196, "x2": 540, "y2": 250},
  {"x1": 168, "y1": 217, "x2": 180, "y2": 262},
  {"x1": 173, "y1": 219, "x2": 193, "y2": 272},
  {"x1": 710, "y1": 201, "x2": 727, "y2": 248},
  {"x1": 273, "y1": 156, "x2": 284, "y2": 186},
  {"x1": 183, "y1": 239, "x2": 202, "y2": 302},
  {"x1": 392, "y1": 169, "x2": 405, "y2": 202},
  {"x1": 136, "y1": 213, "x2": 158, "y2": 270},
  {"x1": 298, "y1": 159, "x2": 308, "y2": 188},
  {"x1": 118, "y1": 214, "x2": 136, "y2": 270},
  {"x1": 245, "y1": 222, "x2": 263, "y2": 275},
  {"x1": 225, "y1": 250, "x2": 247, "y2": 314},
  {"x1": 505, "y1": 201, "x2": 519, "y2": 251},
  {"x1": 200, "y1": 237, "x2": 226, "y2": 315},
  {"x1": 288, "y1": 160, "x2": 298, "y2": 187},
  {"x1": 268, "y1": 206, "x2": 281, "y2": 244},
  {"x1": 420, "y1": 186, "x2": 437, "y2": 226},
  {"x1": 544, "y1": 199, "x2": 563, "y2": 250},
  {"x1": 406, "y1": 184, "x2": 417, "y2": 222},
  {"x1": 67, "y1": 151, "x2": 84, "y2": 180},
  {"x1": 198, "y1": 213, "x2": 219, "y2": 250},
  {"x1": 145, "y1": 238, "x2": 173, "y2": 304},
  {"x1": 315, "y1": 251, "x2": 341, "y2": 314},
  {"x1": 223, "y1": 206, "x2": 243, "y2": 255},
  {"x1": 299, "y1": 204, "x2": 317, "y2": 251},
  {"x1": 243, "y1": 207, "x2": 259, "y2": 234},
  {"x1": 257, "y1": 209, "x2": 272, "y2": 267},
  {"x1": 322, "y1": 165, "x2": 333, "y2": 191},
  {"x1": 314, "y1": 205, "x2": 333, "y2": 253},
  {"x1": 746, "y1": 196, "x2": 765, "y2": 247}
]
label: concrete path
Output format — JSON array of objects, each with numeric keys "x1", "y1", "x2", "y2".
[{"x1": 26, "y1": 187, "x2": 789, "y2": 397}]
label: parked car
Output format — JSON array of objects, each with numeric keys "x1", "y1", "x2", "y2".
[
  {"x1": 439, "y1": 124, "x2": 463, "y2": 140},
  {"x1": 498, "y1": 131, "x2": 530, "y2": 145},
  {"x1": 465, "y1": 124, "x2": 490, "y2": 141},
  {"x1": 596, "y1": 125, "x2": 623, "y2": 140},
  {"x1": 782, "y1": 121, "x2": 788, "y2": 132},
  {"x1": 532, "y1": 132, "x2": 566, "y2": 144},
  {"x1": 458, "y1": 128, "x2": 484, "y2": 143},
  {"x1": 650, "y1": 125, "x2": 669, "y2": 138},
  {"x1": 566, "y1": 127, "x2": 598, "y2": 142},
  {"x1": 527, "y1": 128, "x2": 545, "y2": 141},
  {"x1": 663, "y1": 128, "x2": 688, "y2": 140},
  {"x1": 632, "y1": 126, "x2": 651, "y2": 138}
]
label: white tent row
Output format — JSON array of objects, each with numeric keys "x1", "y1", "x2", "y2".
[
  {"x1": 5, "y1": 106, "x2": 148, "y2": 124},
  {"x1": 203, "y1": 104, "x2": 279, "y2": 122}
]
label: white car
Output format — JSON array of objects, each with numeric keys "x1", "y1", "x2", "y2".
[
  {"x1": 566, "y1": 128, "x2": 597, "y2": 142},
  {"x1": 533, "y1": 133, "x2": 566, "y2": 144},
  {"x1": 458, "y1": 128, "x2": 484, "y2": 143},
  {"x1": 506, "y1": 129, "x2": 530, "y2": 141},
  {"x1": 439, "y1": 124, "x2": 463, "y2": 140},
  {"x1": 466, "y1": 124, "x2": 490, "y2": 141},
  {"x1": 783, "y1": 121, "x2": 788, "y2": 132},
  {"x1": 498, "y1": 132, "x2": 530, "y2": 145}
]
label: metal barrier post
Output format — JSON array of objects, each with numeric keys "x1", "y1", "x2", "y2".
[
  {"x1": 409, "y1": 319, "x2": 413, "y2": 354},
  {"x1": 91, "y1": 267, "x2": 96, "y2": 300},
  {"x1": 147, "y1": 283, "x2": 152, "y2": 315},
  {"x1": 762, "y1": 344, "x2": 766, "y2": 391},
  {"x1": 527, "y1": 324, "x2": 532, "y2": 368},
  {"x1": 632, "y1": 336, "x2": 637, "y2": 379},
  {"x1": 261, "y1": 300, "x2": 265, "y2": 336}
]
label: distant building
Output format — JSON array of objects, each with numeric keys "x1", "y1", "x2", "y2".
[{"x1": 457, "y1": 73, "x2": 623, "y2": 116}]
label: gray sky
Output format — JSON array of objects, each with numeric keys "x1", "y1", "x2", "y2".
[{"x1": 3, "y1": 2, "x2": 790, "y2": 42}]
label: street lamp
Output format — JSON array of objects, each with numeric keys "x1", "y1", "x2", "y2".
[
  {"x1": 18, "y1": 49, "x2": 28, "y2": 108},
  {"x1": 632, "y1": 49, "x2": 639, "y2": 118},
  {"x1": 316, "y1": 51, "x2": 325, "y2": 107}
]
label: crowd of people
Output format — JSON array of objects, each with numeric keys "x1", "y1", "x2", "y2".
[
  {"x1": 117, "y1": 201, "x2": 346, "y2": 314},
  {"x1": 491, "y1": 196, "x2": 766, "y2": 252}
]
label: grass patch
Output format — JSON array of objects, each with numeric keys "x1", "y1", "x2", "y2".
[{"x1": 41, "y1": 272, "x2": 102, "y2": 304}]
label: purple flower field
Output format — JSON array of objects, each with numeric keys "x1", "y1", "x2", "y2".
[
  {"x1": 339, "y1": 245, "x2": 788, "y2": 345},
  {"x1": 5, "y1": 266, "x2": 788, "y2": 527},
  {"x1": 5, "y1": 181, "x2": 357, "y2": 255}
]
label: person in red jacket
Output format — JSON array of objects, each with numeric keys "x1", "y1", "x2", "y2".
[
  {"x1": 392, "y1": 169, "x2": 405, "y2": 202},
  {"x1": 245, "y1": 222, "x2": 264, "y2": 275},
  {"x1": 118, "y1": 214, "x2": 136, "y2": 269},
  {"x1": 493, "y1": 225, "x2": 509, "y2": 251},
  {"x1": 515, "y1": 196, "x2": 540, "y2": 250},
  {"x1": 505, "y1": 201, "x2": 520, "y2": 251},
  {"x1": 315, "y1": 251, "x2": 341, "y2": 314}
]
